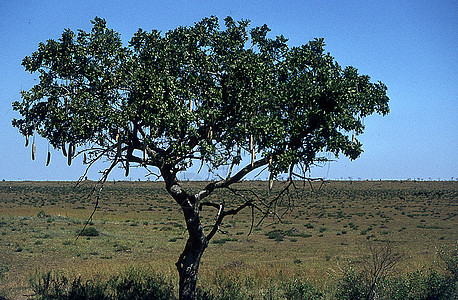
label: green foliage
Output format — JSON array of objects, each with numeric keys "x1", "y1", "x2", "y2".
[
  {"x1": 30, "y1": 267, "x2": 175, "y2": 300},
  {"x1": 383, "y1": 269, "x2": 457, "y2": 300},
  {"x1": 282, "y1": 279, "x2": 323, "y2": 300},
  {"x1": 30, "y1": 271, "x2": 108, "y2": 300},
  {"x1": 13, "y1": 16, "x2": 389, "y2": 178},
  {"x1": 437, "y1": 244, "x2": 458, "y2": 280},
  {"x1": 108, "y1": 267, "x2": 175, "y2": 300},
  {"x1": 79, "y1": 227, "x2": 99, "y2": 237},
  {"x1": 13, "y1": 16, "x2": 390, "y2": 299},
  {"x1": 421, "y1": 270, "x2": 456, "y2": 300},
  {"x1": 265, "y1": 229, "x2": 285, "y2": 241},
  {"x1": 210, "y1": 276, "x2": 245, "y2": 300},
  {"x1": 335, "y1": 268, "x2": 367, "y2": 300},
  {"x1": 196, "y1": 287, "x2": 214, "y2": 300},
  {"x1": 26, "y1": 264, "x2": 458, "y2": 300},
  {"x1": 334, "y1": 268, "x2": 457, "y2": 300},
  {"x1": 113, "y1": 244, "x2": 130, "y2": 252}
]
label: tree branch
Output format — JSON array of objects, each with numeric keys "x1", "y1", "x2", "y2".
[
  {"x1": 200, "y1": 202, "x2": 224, "y2": 241},
  {"x1": 196, "y1": 155, "x2": 270, "y2": 201},
  {"x1": 76, "y1": 155, "x2": 120, "y2": 240},
  {"x1": 200, "y1": 199, "x2": 259, "y2": 241},
  {"x1": 255, "y1": 179, "x2": 294, "y2": 226},
  {"x1": 291, "y1": 171, "x2": 326, "y2": 191}
]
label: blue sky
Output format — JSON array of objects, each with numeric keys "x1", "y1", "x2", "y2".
[{"x1": 0, "y1": 0, "x2": 456, "y2": 181}]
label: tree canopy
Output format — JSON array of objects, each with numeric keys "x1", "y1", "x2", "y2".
[
  {"x1": 13, "y1": 16, "x2": 388, "y2": 179},
  {"x1": 12, "y1": 16, "x2": 389, "y2": 299}
]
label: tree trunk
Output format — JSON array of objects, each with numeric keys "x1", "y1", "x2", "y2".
[
  {"x1": 161, "y1": 168, "x2": 208, "y2": 299},
  {"x1": 176, "y1": 204, "x2": 208, "y2": 300},
  {"x1": 176, "y1": 237, "x2": 206, "y2": 300}
]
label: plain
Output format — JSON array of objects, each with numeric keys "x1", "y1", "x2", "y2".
[{"x1": 0, "y1": 180, "x2": 456, "y2": 298}]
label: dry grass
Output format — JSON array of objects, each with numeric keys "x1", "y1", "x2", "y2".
[{"x1": 0, "y1": 180, "x2": 456, "y2": 299}]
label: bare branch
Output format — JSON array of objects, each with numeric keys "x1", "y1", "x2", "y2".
[
  {"x1": 201, "y1": 202, "x2": 224, "y2": 241},
  {"x1": 291, "y1": 171, "x2": 326, "y2": 191},
  {"x1": 361, "y1": 241, "x2": 404, "y2": 300},
  {"x1": 196, "y1": 156, "x2": 270, "y2": 201},
  {"x1": 75, "y1": 156, "x2": 120, "y2": 241},
  {"x1": 201, "y1": 198, "x2": 261, "y2": 241},
  {"x1": 75, "y1": 146, "x2": 114, "y2": 187}
]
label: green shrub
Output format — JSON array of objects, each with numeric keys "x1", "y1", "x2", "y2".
[
  {"x1": 334, "y1": 268, "x2": 457, "y2": 300},
  {"x1": 114, "y1": 244, "x2": 130, "y2": 252},
  {"x1": 30, "y1": 271, "x2": 108, "y2": 300},
  {"x1": 437, "y1": 244, "x2": 458, "y2": 280},
  {"x1": 28, "y1": 264, "x2": 456, "y2": 300},
  {"x1": 265, "y1": 230, "x2": 284, "y2": 241},
  {"x1": 423, "y1": 269, "x2": 456, "y2": 300},
  {"x1": 109, "y1": 267, "x2": 175, "y2": 300},
  {"x1": 382, "y1": 269, "x2": 456, "y2": 300},
  {"x1": 79, "y1": 227, "x2": 99, "y2": 237},
  {"x1": 283, "y1": 279, "x2": 323, "y2": 300},
  {"x1": 211, "y1": 274, "x2": 245, "y2": 300},
  {"x1": 30, "y1": 267, "x2": 175, "y2": 300},
  {"x1": 335, "y1": 268, "x2": 367, "y2": 300}
]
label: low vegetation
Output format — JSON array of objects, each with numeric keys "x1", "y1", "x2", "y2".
[
  {"x1": 27, "y1": 262, "x2": 457, "y2": 299},
  {"x1": 0, "y1": 180, "x2": 456, "y2": 299}
]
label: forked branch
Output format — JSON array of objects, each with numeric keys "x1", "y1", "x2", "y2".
[
  {"x1": 200, "y1": 199, "x2": 261, "y2": 241},
  {"x1": 291, "y1": 171, "x2": 326, "y2": 191},
  {"x1": 75, "y1": 156, "x2": 120, "y2": 240}
]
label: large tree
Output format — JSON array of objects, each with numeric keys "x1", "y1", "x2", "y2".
[{"x1": 12, "y1": 16, "x2": 389, "y2": 299}]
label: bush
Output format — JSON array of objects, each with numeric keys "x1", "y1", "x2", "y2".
[
  {"x1": 265, "y1": 230, "x2": 284, "y2": 241},
  {"x1": 210, "y1": 272, "x2": 245, "y2": 300},
  {"x1": 334, "y1": 268, "x2": 457, "y2": 300},
  {"x1": 30, "y1": 271, "x2": 108, "y2": 300},
  {"x1": 0, "y1": 265, "x2": 8, "y2": 282},
  {"x1": 381, "y1": 269, "x2": 456, "y2": 300},
  {"x1": 79, "y1": 227, "x2": 99, "y2": 237},
  {"x1": 283, "y1": 279, "x2": 323, "y2": 300},
  {"x1": 422, "y1": 269, "x2": 456, "y2": 300},
  {"x1": 30, "y1": 267, "x2": 175, "y2": 300},
  {"x1": 109, "y1": 267, "x2": 175, "y2": 300},
  {"x1": 437, "y1": 244, "x2": 458, "y2": 280},
  {"x1": 335, "y1": 268, "x2": 367, "y2": 300},
  {"x1": 29, "y1": 265, "x2": 456, "y2": 300}
]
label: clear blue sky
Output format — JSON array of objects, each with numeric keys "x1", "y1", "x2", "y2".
[{"x1": 1, "y1": 0, "x2": 456, "y2": 181}]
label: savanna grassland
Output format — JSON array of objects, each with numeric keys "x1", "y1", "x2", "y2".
[{"x1": 0, "y1": 180, "x2": 456, "y2": 299}]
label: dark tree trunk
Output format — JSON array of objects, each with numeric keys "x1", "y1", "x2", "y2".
[
  {"x1": 176, "y1": 201, "x2": 208, "y2": 300},
  {"x1": 176, "y1": 237, "x2": 206, "y2": 300},
  {"x1": 162, "y1": 167, "x2": 209, "y2": 300}
]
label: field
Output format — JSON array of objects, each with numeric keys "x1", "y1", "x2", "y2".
[{"x1": 0, "y1": 180, "x2": 457, "y2": 299}]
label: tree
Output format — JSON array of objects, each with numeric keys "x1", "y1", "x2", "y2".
[{"x1": 12, "y1": 16, "x2": 389, "y2": 299}]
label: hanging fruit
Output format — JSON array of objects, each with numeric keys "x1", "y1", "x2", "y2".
[
  {"x1": 46, "y1": 149, "x2": 51, "y2": 166},
  {"x1": 67, "y1": 143, "x2": 73, "y2": 166},
  {"x1": 32, "y1": 140, "x2": 36, "y2": 161}
]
